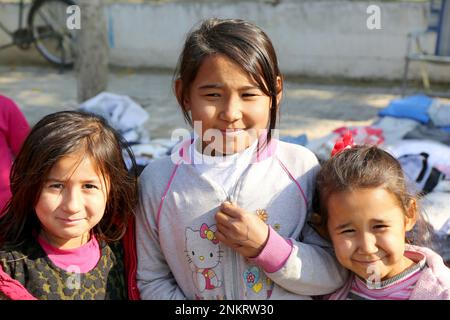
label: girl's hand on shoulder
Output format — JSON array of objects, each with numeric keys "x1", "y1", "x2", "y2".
[{"x1": 215, "y1": 201, "x2": 269, "y2": 258}]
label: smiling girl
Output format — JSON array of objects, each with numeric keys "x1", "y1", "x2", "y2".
[
  {"x1": 313, "y1": 145, "x2": 450, "y2": 300},
  {"x1": 0, "y1": 111, "x2": 138, "y2": 300},
  {"x1": 135, "y1": 18, "x2": 347, "y2": 300}
]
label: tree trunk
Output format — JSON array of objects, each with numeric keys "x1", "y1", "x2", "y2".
[{"x1": 75, "y1": 0, "x2": 109, "y2": 103}]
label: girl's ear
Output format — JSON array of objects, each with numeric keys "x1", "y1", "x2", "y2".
[
  {"x1": 175, "y1": 79, "x2": 190, "y2": 111},
  {"x1": 275, "y1": 76, "x2": 283, "y2": 107},
  {"x1": 404, "y1": 199, "x2": 417, "y2": 232}
]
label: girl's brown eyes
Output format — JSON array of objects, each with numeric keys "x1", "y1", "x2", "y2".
[
  {"x1": 47, "y1": 184, "x2": 99, "y2": 189},
  {"x1": 84, "y1": 184, "x2": 99, "y2": 189},
  {"x1": 203, "y1": 93, "x2": 260, "y2": 98}
]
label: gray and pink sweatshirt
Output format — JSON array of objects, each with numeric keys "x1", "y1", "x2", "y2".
[
  {"x1": 135, "y1": 138, "x2": 348, "y2": 300},
  {"x1": 328, "y1": 245, "x2": 450, "y2": 300}
]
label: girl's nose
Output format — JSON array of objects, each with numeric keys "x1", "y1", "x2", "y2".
[
  {"x1": 219, "y1": 95, "x2": 243, "y2": 123},
  {"x1": 358, "y1": 232, "x2": 378, "y2": 254},
  {"x1": 62, "y1": 188, "x2": 82, "y2": 213}
]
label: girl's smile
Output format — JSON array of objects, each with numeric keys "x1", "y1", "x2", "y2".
[
  {"x1": 219, "y1": 128, "x2": 246, "y2": 137},
  {"x1": 56, "y1": 217, "x2": 87, "y2": 225},
  {"x1": 327, "y1": 187, "x2": 416, "y2": 281}
]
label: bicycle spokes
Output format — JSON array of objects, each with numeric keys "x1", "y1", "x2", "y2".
[{"x1": 29, "y1": 0, "x2": 76, "y2": 67}]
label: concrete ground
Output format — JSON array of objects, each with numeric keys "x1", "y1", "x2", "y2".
[{"x1": 1, "y1": 65, "x2": 448, "y2": 143}]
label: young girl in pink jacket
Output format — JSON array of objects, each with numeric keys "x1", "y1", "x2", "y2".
[
  {"x1": 0, "y1": 111, "x2": 139, "y2": 300},
  {"x1": 0, "y1": 95, "x2": 29, "y2": 214},
  {"x1": 312, "y1": 142, "x2": 450, "y2": 300}
]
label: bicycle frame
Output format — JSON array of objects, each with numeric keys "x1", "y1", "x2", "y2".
[{"x1": 0, "y1": 0, "x2": 29, "y2": 50}]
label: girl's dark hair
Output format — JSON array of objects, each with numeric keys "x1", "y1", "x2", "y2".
[
  {"x1": 0, "y1": 111, "x2": 138, "y2": 246},
  {"x1": 174, "y1": 18, "x2": 282, "y2": 143},
  {"x1": 313, "y1": 145, "x2": 431, "y2": 245}
]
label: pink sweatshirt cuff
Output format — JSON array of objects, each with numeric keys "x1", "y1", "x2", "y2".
[{"x1": 248, "y1": 225, "x2": 293, "y2": 273}]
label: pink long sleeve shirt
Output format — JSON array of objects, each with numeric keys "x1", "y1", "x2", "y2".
[{"x1": 0, "y1": 95, "x2": 30, "y2": 214}]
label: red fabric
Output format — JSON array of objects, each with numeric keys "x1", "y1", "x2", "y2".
[
  {"x1": 0, "y1": 265, "x2": 36, "y2": 300},
  {"x1": 333, "y1": 126, "x2": 384, "y2": 147},
  {"x1": 331, "y1": 130, "x2": 354, "y2": 157},
  {"x1": 0, "y1": 95, "x2": 30, "y2": 214},
  {"x1": 123, "y1": 215, "x2": 141, "y2": 300},
  {"x1": 201, "y1": 268, "x2": 216, "y2": 290}
]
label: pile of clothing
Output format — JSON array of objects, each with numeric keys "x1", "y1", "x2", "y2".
[{"x1": 79, "y1": 92, "x2": 176, "y2": 173}]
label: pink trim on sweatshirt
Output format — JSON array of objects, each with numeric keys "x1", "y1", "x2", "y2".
[
  {"x1": 254, "y1": 135, "x2": 278, "y2": 163},
  {"x1": 276, "y1": 158, "x2": 308, "y2": 207},
  {"x1": 156, "y1": 162, "x2": 181, "y2": 229},
  {"x1": 178, "y1": 138, "x2": 194, "y2": 163},
  {"x1": 248, "y1": 226, "x2": 293, "y2": 273}
]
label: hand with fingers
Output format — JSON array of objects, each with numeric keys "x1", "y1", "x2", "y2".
[{"x1": 215, "y1": 201, "x2": 269, "y2": 258}]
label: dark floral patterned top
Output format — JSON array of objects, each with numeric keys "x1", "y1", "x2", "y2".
[{"x1": 0, "y1": 237, "x2": 127, "y2": 300}]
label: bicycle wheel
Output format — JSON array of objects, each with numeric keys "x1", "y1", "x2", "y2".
[{"x1": 28, "y1": 0, "x2": 77, "y2": 68}]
